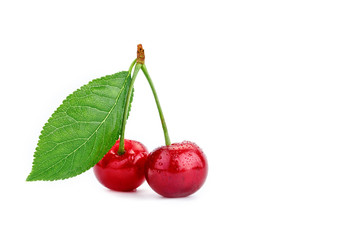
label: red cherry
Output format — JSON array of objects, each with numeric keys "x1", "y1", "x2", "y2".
[
  {"x1": 93, "y1": 139, "x2": 148, "y2": 191},
  {"x1": 145, "y1": 141, "x2": 208, "y2": 198}
]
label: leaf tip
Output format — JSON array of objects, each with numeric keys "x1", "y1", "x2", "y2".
[
  {"x1": 26, "y1": 169, "x2": 41, "y2": 181},
  {"x1": 26, "y1": 173, "x2": 35, "y2": 182}
]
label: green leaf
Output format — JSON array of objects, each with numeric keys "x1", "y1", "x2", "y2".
[{"x1": 27, "y1": 71, "x2": 133, "y2": 181}]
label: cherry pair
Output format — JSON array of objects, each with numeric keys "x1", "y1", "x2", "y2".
[
  {"x1": 93, "y1": 139, "x2": 208, "y2": 198},
  {"x1": 94, "y1": 45, "x2": 207, "y2": 198}
]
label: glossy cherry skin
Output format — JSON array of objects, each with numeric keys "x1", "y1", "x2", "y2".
[
  {"x1": 93, "y1": 139, "x2": 148, "y2": 191},
  {"x1": 145, "y1": 141, "x2": 208, "y2": 198}
]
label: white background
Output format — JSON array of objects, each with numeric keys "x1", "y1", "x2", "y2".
[{"x1": 1, "y1": 0, "x2": 360, "y2": 239}]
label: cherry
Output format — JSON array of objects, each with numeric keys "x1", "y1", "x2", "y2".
[
  {"x1": 93, "y1": 139, "x2": 148, "y2": 192},
  {"x1": 145, "y1": 141, "x2": 208, "y2": 198}
]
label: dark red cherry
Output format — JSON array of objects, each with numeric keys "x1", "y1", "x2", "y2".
[
  {"x1": 93, "y1": 139, "x2": 148, "y2": 191},
  {"x1": 145, "y1": 141, "x2": 208, "y2": 198}
]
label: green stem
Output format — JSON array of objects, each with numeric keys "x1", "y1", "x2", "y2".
[
  {"x1": 127, "y1": 59, "x2": 137, "y2": 77},
  {"x1": 141, "y1": 64, "x2": 171, "y2": 146},
  {"x1": 118, "y1": 63, "x2": 142, "y2": 155}
]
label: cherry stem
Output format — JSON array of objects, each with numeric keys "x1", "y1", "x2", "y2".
[
  {"x1": 127, "y1": 59, "x2": 137, "y2": 76},
  {"x1": 141, "y1": 64, "x2": 171, "y2": 146},
  {"x1": 118, "y1": 63, "x2": 142, "y2": 155}
]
